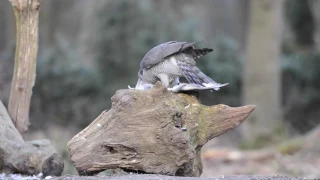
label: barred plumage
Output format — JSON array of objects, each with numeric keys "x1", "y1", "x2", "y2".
[{"x1": 177, "y1": 61, "x2": 204, "y2": 86}]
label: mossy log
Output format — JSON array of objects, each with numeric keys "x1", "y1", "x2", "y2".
[
  {"x1": 0, "y1": 101, "x2": 64, "y2": 176},
  {"x1": 68, "y1": 85, "x2": 255, "y2": 176}
]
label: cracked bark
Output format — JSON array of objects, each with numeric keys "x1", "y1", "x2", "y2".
[{"x1": 68, "y1": 85, "x2": 255, "y2": 176}]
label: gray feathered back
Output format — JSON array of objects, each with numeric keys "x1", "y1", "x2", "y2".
[{"x1": 140, "y1": 41, "x2": 198, "y2": 69}]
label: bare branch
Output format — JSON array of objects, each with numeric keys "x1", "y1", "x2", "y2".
[{"x1": 8, "y1": 0, "x2": 41, "y2": 133}]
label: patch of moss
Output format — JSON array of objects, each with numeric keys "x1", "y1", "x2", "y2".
[
  {"x1": 239, "y1": 134, "x2": 274, "y2": 149},
  {"x1": 239, "y1": 125, "x2": 289, "y2": 150},
  {"x1": 277, "y1": 138, "x2": 303, "y2": 155},
  {"x1": 274, "y1": 126, "x2": 289, "y2": 140},
  {"x1": 196, "y1": 109, "x2": 209, "y2": 146}
]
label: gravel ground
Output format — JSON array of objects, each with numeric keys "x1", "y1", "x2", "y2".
[{"x1": 0, "y1": 174, "x2": 304, "y2": 180}]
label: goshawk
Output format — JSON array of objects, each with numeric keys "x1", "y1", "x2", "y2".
[{"x1": 134, "y1": 41, "x2": 228, "y2": 92}]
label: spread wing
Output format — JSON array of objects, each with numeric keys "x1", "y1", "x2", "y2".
[{"x1": 177, "y1": 59, "x2": 222, "y2": 87}]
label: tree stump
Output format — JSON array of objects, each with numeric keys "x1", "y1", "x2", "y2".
[
  {"x1": 68, "y1": 85, "x2": 255, "y2": 176},
  {"x1": 0, "y1": 101, "x2": 64, "y2": 176}
]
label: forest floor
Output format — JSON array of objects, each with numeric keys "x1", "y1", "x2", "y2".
[
  {"x1": 0, "y1": 174, "x2": 303, "y2": 180},
  {"x1": 16, "y1": 124, "x2": 320, "y2": 180},
  {"x1": 201, "y1": 125, "x2": 320, "y2": 179}
]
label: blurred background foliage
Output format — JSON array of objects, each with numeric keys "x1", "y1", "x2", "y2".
[{"x1": 1, "y1": 0, "x2": 320, "y2": 175}]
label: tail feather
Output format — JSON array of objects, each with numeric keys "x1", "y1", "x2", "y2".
[
  {"x1": 183, "y1": 48, "x2": 213, "y2": 60},
  {"x1": 180, "y1": 42, "x2": 199, "y2": 51}
]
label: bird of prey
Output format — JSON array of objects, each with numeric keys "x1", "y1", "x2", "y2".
[{"x1": 133, "y1": 41, "x2": 228, "y2": 92}]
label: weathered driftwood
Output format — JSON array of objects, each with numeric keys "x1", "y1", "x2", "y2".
[
  {"x1": 0, "y1": 101, "x2": 64, "y2": 176},
  {"x1": 8, "y1": 0, "x2": 41, "y2": 133},
  {"x1": 68, "y1": 85, "x2": 255, "y2": 176}
]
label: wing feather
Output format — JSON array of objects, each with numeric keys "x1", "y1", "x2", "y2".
[{"x1": 177, "y1": 61, "x2": 205, "y2": 86}]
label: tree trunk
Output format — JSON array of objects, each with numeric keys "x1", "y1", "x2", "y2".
[
  {"x1": 0, "y1": 101, "x2": 64, "y2": 176},
  {"x1": 310, "y1": 0, "x2": 320, "y2": 51},
  {"x1": 8, "y1": 0, "x2": 41, "y2": 133},
  {"x1": 242, "y1": 0, "x2": 283, "y2": 145},
  {"x1": 68, "y1": 85, "x2": 255, "y2": 176}
]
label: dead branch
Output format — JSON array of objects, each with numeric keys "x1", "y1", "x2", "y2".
[{"x1": 8, "y1": 0, "x2": 41, "y2": 133}]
